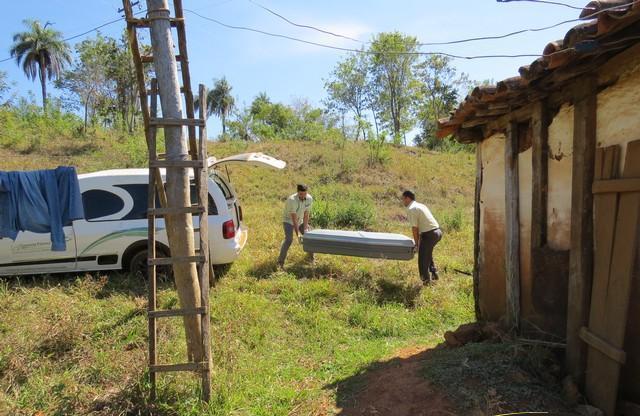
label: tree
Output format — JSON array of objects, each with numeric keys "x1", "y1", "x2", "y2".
[
  {"x1": 196, "y1": 77, "x2": 235, "y2": 136},
  {"x1": 324, "y1": 51, "x2": 369, "y2": 140},
  {"x1": 250, "y1": 91, "x2": 271, "y2": 116},
  {"x1": 414, "y1": 56, "x2": 471, "y2": 149},
  {"x1": 227, "y1": 106, "x2": 255, "y2": 141},
  {"x1": 10, "y1": 20, "x2": 71, "y2": 110},
  {"x1": 0, "y1": 71, "x2": 12, "y2": 106},
  {"x1": 56, "y1": 34, "x2": 118, "y2": 131},
  {"x1": 110, "y1": 33, "x2": 148, "y2": 132},
  {"x1": 368, "y1": 32, "x2": 421, "y2": 145}
]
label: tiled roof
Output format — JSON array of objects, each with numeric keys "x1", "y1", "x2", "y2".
[{"x1": 437, "y1": 0, "x2": 640, "y2": 142}]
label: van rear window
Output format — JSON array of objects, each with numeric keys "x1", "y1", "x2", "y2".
[
  {"x1": 82, "y1": 190, "x2": 125, "y2": 221},
  {"x1": 210, "y1": 174, "x2": 233, "y2": 199}
]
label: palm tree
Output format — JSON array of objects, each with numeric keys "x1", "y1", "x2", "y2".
[
  {"x1": 196, "y1": 77, "x2": 235, "y2": 136},
  {"x1": 10, "y1": 20, "x2": 71, "y2": 110}
]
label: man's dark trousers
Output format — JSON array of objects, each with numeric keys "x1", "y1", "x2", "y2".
[{"x1": 418, "y1": 228, "x2": 443, "y2": 282}]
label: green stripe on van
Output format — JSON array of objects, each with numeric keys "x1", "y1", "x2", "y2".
[{"x1": 79, "y1": 227, "x2": 165, "y2": 256}]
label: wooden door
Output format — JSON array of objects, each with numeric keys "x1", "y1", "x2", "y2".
[{"x1": 581, "y1": 140, "x2": 640, "y2": 415}]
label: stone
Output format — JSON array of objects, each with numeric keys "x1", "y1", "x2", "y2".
[
  {"x1": 576, "y1": 404, "x2": 604, "y2": 416},
  {"x1": 562, "y1": 375, "x2": 581, "y2": 405}
]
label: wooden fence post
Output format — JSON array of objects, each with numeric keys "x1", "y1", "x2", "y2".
[{"x1": 505, "y1": 121, "x2": 521, "y2": 330}]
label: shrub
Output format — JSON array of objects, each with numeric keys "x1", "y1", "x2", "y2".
[
  {"x1": 0, "y1": 98, "x2": 82, "y2": 153},
  {"x1": 441, "y1": 208, "x2": 464, "y2": 232},
  {"x1": 312, "y1": 186, "x2": 376, "y2": 230}
]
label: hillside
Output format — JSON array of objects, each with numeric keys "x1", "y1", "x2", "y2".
[{"x1": 0, "y1": 134, "x2": 478, "y2": 415}]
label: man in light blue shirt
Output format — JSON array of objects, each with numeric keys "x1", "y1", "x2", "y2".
[{"x1": 278, "y1": 184, "x2": 313, "y2": 268}]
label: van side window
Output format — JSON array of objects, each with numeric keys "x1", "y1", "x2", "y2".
[
  {"x1": 82, "y1": 190, "x2": 125, "y2": 221},
  {"x1": 116, "y1": 184, "x2": 218, "y2": 218},
  {"x1": 116, "y1": 184, "x2": 157, "y2": 220}
]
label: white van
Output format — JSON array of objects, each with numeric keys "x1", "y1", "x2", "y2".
[{"x1": 0, "y1": 152, "x2": 285, "y2": 277}]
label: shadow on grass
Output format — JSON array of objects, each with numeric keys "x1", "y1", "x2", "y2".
[
  {"x1": 327, "y1": 341, "x2": 576, "y2": 416},
  {"x1": 326, "y1": 347, "x2": 451, "y2": 416},
  {"x1": 247, "y1": 258, "x2": 335, "y2": 280},
  {"x1": 90, "y1": 373, "x2": 176, "y2": 416}
]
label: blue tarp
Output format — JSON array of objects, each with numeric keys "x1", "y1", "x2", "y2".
[{"x1": 0, "y1": 166, "x2": 84, "y2": 251}]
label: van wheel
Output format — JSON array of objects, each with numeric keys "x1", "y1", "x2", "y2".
[
  {"x1": 128, "y1": 249, "x2": 172, "y2": 280},
  {"x1": 213, "y1": 263, "x2": 232, "y2": 278}
]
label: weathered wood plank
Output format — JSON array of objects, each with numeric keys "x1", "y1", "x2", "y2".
[
  {"x1": 580, "y1": 326, "x2": 626, "y2": 364},
  {"x1": 589, "y1": 146, "x2": 620, "y2": 334},
  {"x1": 586, "y1": 140, "x2": 640, "y2": 416},
  {"x1": 147, "y1": 77, "x2": 159, "y2": 401},
  {"x1": 473, "y1": 143, "x2": 482, "y2": 320},
  {"x1": 505, "y1": 121, "x2": 521, "y2": 330},
  {"x1": 150, "y1": 362, "x2": 208, "y2": 373},
  {"x1": 148, "y1": 206, "x2": 204, "y2": 216},
  {"x1": 531, "y1": 100, "x2": 549, "y2": 250},
  {"x1": 196, "y1": 82, "x2": 213, "y2": 401},
  {"x1": 593, "y1": 178, "x2": 640, "y2": 194},
  {"x1": 148, "y1": 255, "x2": 206, "y2": 266},
  {"x1": 148, "y1": 307, "x2": 207, "y2": 318},
  {"x1": 566, "y1": 76, "x2": 597, "y2": 382}
]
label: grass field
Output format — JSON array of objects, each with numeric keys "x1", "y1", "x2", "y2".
[{"x1": 0, "y1": 132, "x2": 478, "y2": 415}]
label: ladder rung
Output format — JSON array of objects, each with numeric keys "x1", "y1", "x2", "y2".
[
  {"x1": 148, "y1": 255, "x2": 206, "y2": 266},
  {"x1": 150, "y1": 160, "x2": 204, "y2": 168},
  {"x1": 148, "y1": 307, "x2": 207, "y2": 318},
  {"x1": 128, "y1": 17, "x2": 183, "y2": 28},
  {"x1": 141, "y1": 54, "x2": 182, "y2": 64},
  {"x1": 157, "y1": 151, "x2": 199, "y2": 159},
  {"x1": 148, "y1": 206, "x2": 205, "y2": 216},
  {"x1": 150, "y1": 362, "x2": 208, "y2": 373},
  {"x1": 149, "y1": 118, "x2": 205, "y2": 127}
]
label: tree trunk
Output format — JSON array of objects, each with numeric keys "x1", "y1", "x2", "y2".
[
  {"x1": 372, "y1": 109, "x2": 379, "y2": 138},
  {"x1": 222, "y1": 112, "x2": 226, "y2": 136},
  {"x1": 39, "y1": 58, "x2": 47, "y2": 111},
  {"x1": 83, "y1": 98, "x2": 89, "y2": 134},
  {"x1": 147, "y1": 0, "x2": 204, "y2": 362}
]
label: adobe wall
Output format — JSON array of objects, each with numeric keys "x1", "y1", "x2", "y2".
[
  {"x1": 478, "y1": 133, "x2": 507, "y2": 320},
  {"x1": 474, "y1": 44, "x2": 640, "y2": 402}
]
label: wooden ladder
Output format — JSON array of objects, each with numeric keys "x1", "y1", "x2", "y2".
[{"x1": 121, "y1": 0, "x2": 212, "y2": 402}]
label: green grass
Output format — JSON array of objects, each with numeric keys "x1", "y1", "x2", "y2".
[{"x1": 0, "y1": 129, "x2": 477, "y2": 415}]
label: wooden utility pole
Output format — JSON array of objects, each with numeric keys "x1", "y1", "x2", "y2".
[
  {"x1": 566, "y1": 76, "x2": 597, "y2": 384},
  {"x1": 146, "y1": 0, "x2": 204, "y2": 362}
]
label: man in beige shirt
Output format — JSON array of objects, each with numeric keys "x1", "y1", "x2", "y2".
[
  {"x1": 278, "y1": 184, "x2": 313, "y2": 268},
  {"x1": 402, "y1": 190, "x2": 442, "y2": 284}
]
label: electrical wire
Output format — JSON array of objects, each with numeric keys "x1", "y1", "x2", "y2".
[
  {"x1": 184, "y1": 8, "x2": 543, "y2": 59},
  {"x1": 421, "y1": 0, "x2": 637, "y2": 45},
  {"x1": 247, "y1": 0, "x2": 364, "y2": 43},
  {"x1": 245, "y1": 0, "x2": 636, "y2": 48},
  {"x1": 496, "y1": 0, "x2": 592, "y2": 11}
]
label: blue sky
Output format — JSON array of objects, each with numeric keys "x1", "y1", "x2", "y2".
[{"x1": 1, "y1": 0, "x2": 588, "y2": 135}]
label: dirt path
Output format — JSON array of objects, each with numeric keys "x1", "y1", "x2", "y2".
[{"x1": 335, "y1": 346, "x2": 455, "y2": 416}]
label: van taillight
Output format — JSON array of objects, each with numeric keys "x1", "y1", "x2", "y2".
[{"x1": 222, "y1": 220, "x2": 236, "y2": 239}]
